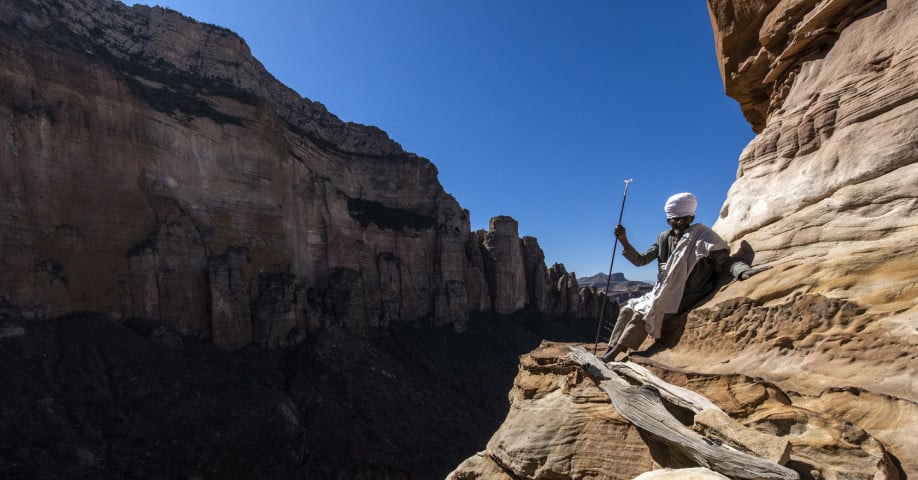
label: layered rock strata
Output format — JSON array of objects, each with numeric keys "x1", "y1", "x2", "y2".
[
  {"x1": 699, "y1": 0, "x2": 917, "y2": 474},
  {"x1": 0, "y1": 0, "x2": 604, "y2": 348},
  {"x1": 448, "y1": 344, "x2": 900, "y2": 480},
  {"x1": 710, "y1": 0, "x2": 918, "y2": 322},
  {"x1": 480, "y1": 216, "x2": 528, "y2": 315}
]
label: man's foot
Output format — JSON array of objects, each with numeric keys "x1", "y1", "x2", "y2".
[
  {"x1": 599, "y1": 347, "x2": 613, "y2": 361},
  {"x1": 599, "y1": 345, "x2": 623, "y2": 362}
]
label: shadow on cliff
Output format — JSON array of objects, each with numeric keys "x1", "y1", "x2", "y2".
[{"x1": 0, "y1": 309, "x2": 594, "y2": 479}]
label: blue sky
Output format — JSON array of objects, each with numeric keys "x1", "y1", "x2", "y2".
[{"x1": 137, "y1": 0, "x2": 755, "y2": 282}]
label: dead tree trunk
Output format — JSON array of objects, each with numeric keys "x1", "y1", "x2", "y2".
[{"x1": 564, "y1": 346, "x2": 798, "y2": 480}]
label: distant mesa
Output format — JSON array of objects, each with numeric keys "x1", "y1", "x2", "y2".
[{"x1": 577, "y1": 272, "x2": 652, "y2": 303}]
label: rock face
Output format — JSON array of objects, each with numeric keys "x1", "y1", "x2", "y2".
[
  {"x1": 454, "y1": 0, "x2": 916, "y2": 478},
  {"x1": 448, "y1": 344, "x2": 901, "y2": 480},
  {"x1": 709, "y1": 0, "x2": 918, "y2": 323},
  {"x1": 0, "y1": 0, "x2": 601, "y2": 348},
  {"x1": 700, "y1": 0, "x2": 917, "y2": 474},
  {"x1": 480, "y1": 216, "x2": 528, "y2": 314}
]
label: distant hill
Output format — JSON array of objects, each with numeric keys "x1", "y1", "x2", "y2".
[
  {"x1": 577, "y1": 273, "x2": 652, "y2": 304},
  {"x1": 579, "y1": 272, "x2": 627, "y2": 285}
]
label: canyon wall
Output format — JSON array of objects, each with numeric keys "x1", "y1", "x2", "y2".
[
  {"x1": 0, "y1": 0, "x2": 602, "y2": 349},
  {"x1": 452, "y1": 0, "x2": 916, "y2": 478},
  {"x1": 698, "y1": 0, "x2": 917, "y2": 472}
]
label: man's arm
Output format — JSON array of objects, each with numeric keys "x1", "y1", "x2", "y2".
[
  {"x1": 615, "y1": 224, "x2": 658, "y2": 267},
  {"x1": 709, "y1": 250, "x2": 771, "y2": 280}
]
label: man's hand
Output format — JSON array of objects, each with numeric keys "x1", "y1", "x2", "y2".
[
  {"x1": 613, "y1": 224, "x2": 632, "y2": 251},
  {"x1": 739, "y1": 265, "x2": 772, "y2": 280}
]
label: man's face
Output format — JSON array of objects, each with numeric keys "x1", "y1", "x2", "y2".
[{"x1": 667, "y1": 215, "x2": 694, "y2": 232}]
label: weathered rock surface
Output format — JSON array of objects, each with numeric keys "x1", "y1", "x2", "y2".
[
  {"x1": 631, "y1": 468, "x2": 728, "y2": 480},
  {"x1": 697, "y1": 0, "x2": 917, "y2": 474},
  {"x1": 448, "y1": 345, "x2": 657, "y2": 480},
  {"x1": 0, "y1": 0, "x2": 602, "y2": 348},
  {"x1": 522, "y1": 236, "x2": 552, "y2": 313},
  {"x1": 480, "y1": 216, "x2": 528, "y2": 314},
  {"x1": 641, "y1": 295, "x2": 915, "y2": 477},
  {"x1": 454, "y1": 0, "x2": 915, "y2": 478},
  {"x1": 449, "y1": 344, "x2": 900, "y2": 480},
  {"x1": 710, "y1": 0, "x2": 918, "y2": 323}
]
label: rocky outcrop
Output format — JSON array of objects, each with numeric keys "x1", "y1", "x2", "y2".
[
  {"x1": 480, "y1": 216, "x2": 528, "y2": 315},
  {"x1": 208, "y1": 247, "x2": 253, "y2": 350},
  {"x1": 699, "y1": 0, "x2": 917, "y2": 474},
  {"x1": 467, "y1": 219, "x2": 604, "y2": 320},
  {"x1": 449, "y1": 344, "x2": 900, "y2": 480},
  {"x1": 0, "y1": 0, "x2": 602, "y2": 347},
  {"x1": 251, "y1": 271, "x2": 308, "y2": 349},
  {"x1": 454, "y1": 0, "x2": 916, "y2": 478},
  {"x1": 710, "y1": 0, "x2": 918, "y2": 323},
  {"x1": 547, "y1": 263, "x2": 585, "y2": 317},
  {"x1": 522, "y1": 236, "x2": 552, "y2": 313}
]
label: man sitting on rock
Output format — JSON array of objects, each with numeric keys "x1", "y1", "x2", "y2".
[{"x1": 599, "y1": 192, "x2": 769, "y2": 362}]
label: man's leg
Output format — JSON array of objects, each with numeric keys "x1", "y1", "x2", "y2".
[
  {"x1": 616, "y1": 312, "x2": 649, "y2": 352},
  {"x1": 600, "y1": 307, "x2": 635, "y2": 361}
]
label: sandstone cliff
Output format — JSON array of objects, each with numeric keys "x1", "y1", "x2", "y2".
[
  {"x1": 451, "y1": 0, "x2": 916, "y2": 478},
  {"x1": 0, "y1": 0, "x2": 604, "y2": 349},
  {"x1": 449, "y1": 344, "x2": 901, "y2": 480}
]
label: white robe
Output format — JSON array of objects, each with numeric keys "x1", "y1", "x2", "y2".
[{"x1": 625, "y1": 224, "x2": 728, "y2": 339}]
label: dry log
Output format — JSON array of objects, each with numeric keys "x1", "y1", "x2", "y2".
[
  {"x1": 564, "y1": 346, "x2": 799, "y2": 480},
  {"x1": 608, "y1": 361, "x2": 722, "y2": 414},
  {"x1": 609, "y1": 361, "x2": 791, "y2": 464},
  {"x1": 693, "y1": 409, "x2": 791, "y2": 465}
]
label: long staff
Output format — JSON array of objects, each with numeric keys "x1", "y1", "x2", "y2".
[{"x1": 592, "y1": 178, "x2": 633, "y2": 355}]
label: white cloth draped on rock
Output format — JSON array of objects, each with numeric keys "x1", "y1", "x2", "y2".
[{"x1": 624, "y1": 224, "x2": 728, "y2": 339}]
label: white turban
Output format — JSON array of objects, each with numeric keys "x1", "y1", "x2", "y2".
[{"x1": 664, "y1": 192, "x2": 697, "y2": 218}]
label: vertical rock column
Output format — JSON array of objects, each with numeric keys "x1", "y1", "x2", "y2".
[
  {"x1": 208, "y1": 248, "x2": 253, "y2": 350},
  {"x1": 465, "y1": 231, "x2": 492, "y2": 312},
  {"x1": 481, "y1": 216, "x2": 527, "y2": 314},
  {"x1": 521, "y1": 236, "x2": 551, "y2": 312},
  {"x1": 434, "y1": 199, "x2": 474, "y2": 329},
  {"x1": 251, "y1": 271, "x2": 306, "y2": 349},
  {"x1": 548, "y1": 263, "x2": 583, "y2": 317}
]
